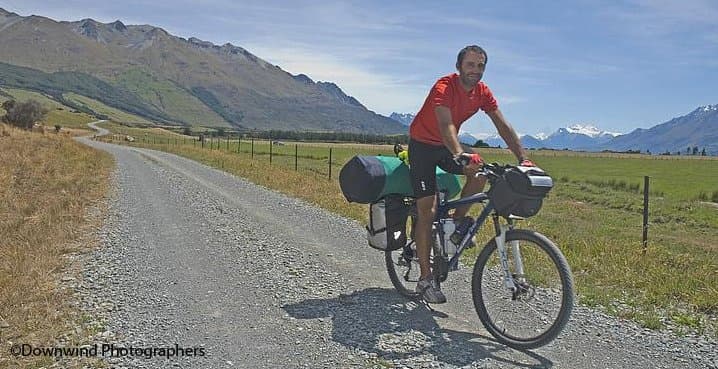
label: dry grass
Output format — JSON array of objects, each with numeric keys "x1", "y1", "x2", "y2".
[{"x1": 0, "y1": 123, "x2": 113, "y2": 368}]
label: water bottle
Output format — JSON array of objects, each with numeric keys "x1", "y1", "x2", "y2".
[
  {"x1": 450, "y1": 216, "x2": 474, "y2": 245},
  {"x1": 439, "y1": 218, "x2": 458, "y2": 257}
]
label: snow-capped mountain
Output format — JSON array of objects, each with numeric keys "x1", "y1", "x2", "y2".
[
  {"x1": 389, "y1": 112, "x2": 415, "y2": 126},
  {"x1": 561, "y1": 124, "x2": 621, "y2": 138},
  {"x1": 461, "y1": 105, "x2": 717, "y2": 155},
  {"x1": 458, "y1": 132, "x2": 479, "y2": 146},
  {"x1": 601, "y1": 104, "x2": 718, "y2": 155},
  {"x1": 466, "y1": 124, "x2": 623, "y2": 150},
  {"x1": 540, "y1": 124, "x2": 621, "y2": 150},
  {"x1": 534, "y1": 132, "x2": 549, "y2": 140}
]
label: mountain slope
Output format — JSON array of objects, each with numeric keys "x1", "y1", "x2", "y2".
[
  {"x1": 541, "y1": 125, "x2": 618, "y2": 150},
  {"x1": 389, "y1": 112, "x2": 415, "y2": 126},
  {"x1": 603, "y1": 105, "x2": 718, "y2": 155},
  {"x1": 0, "y1": 8, "x2": 406, "y2": 133}
]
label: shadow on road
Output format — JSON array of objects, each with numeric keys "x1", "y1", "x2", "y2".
[{"x1": 283, "y1": 287, "x2": 553, "y2": 368}]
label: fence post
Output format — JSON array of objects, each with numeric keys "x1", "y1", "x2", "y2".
[
  {"x1": 329, "y1": 147, "x2": 333, "y2": 179},
  {"x1": 237, "y1": 138, "x2": 241, "y2": 153},
  {"x1": 295, "y1": 144, "x2": 298, "y2": 171},
  {"x1": 270, "y1": 140, "x2": 273, "y2": 165},
  {"x1": 227, "y1": 138, "x2": 229, "y2": 151},
  {"x1": 251, "y1": 139, "x2": 254, "y2": 159},
  {"x1": 642, "y1": 176, "x2": 650, "y2": 254}
]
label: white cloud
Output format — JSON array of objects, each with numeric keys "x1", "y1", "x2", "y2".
[{"x1": 244, "y1": 43, "x2": 427, "y2": 115}]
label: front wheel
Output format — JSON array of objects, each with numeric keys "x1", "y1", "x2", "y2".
[{"x1": 472, "y1": 229, "x2": 574, "y2": 350}]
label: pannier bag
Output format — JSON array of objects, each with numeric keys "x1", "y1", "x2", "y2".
[
  {"x1": 488, "y1": 165, "x2": 553, "y2": 218},
  {"x1": 339, "y1": 155, "x2": 461, "y2": 203},
  {"x1": 367, "y1": 195, "x2": 410, "y2": 251}
]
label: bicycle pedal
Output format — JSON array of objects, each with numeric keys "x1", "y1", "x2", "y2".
[{"x1": 420, "y1": 299, "x2": 436, "y2": 312}]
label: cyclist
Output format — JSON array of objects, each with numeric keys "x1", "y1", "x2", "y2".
[{"x1": 408, "y1": 45, "x2": 534, "y2": 303}]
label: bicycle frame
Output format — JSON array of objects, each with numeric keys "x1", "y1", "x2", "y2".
[{"x1": 433, "y1": 191, "x2": 520, "y2": 293}]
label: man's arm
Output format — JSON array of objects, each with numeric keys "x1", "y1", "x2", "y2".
[
  {"x1": 435, "y1": 106, "x2": 464, "y2": 155},
  {"x1": 486, "y1": 108, "x2": 528, "y2": 161}
]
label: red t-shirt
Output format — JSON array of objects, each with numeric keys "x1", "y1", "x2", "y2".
[{"x1": 409, "y1": 73, "x2": 498, "y2": 145}]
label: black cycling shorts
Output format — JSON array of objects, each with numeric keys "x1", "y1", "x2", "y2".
[{"x1": 408, "y1": 138, "x2": 466, "y2": 199}]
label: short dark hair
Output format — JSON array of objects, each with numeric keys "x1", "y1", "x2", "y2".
[{"x1": 456, "y1": 45, "x2": 488, "y2": 69}]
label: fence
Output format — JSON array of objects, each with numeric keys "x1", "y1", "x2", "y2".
[{"x1": 98, "y1": 135, "x2": 342, "y2": 179}]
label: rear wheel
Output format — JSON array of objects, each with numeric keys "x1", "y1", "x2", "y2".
[
  {"x1": 385, "y1": 241, "x2": 421, "y2": 298},
  {"x1": 471, "y1": 229, "x2": 573, "y2": 350}
]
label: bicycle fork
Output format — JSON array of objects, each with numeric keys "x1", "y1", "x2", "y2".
[{"x1": 494, "y1": 222, "x2": 526, "y2": 294}]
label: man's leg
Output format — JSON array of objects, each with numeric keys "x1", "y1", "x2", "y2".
[
  {"x1": 408, "y1": 139, "x2": 447, "y2": 303},
  {"x1": 452, "y1": 174, "x2": 487, "y2": 219},
  {"x1": 414, "y1": 194, "x2": 436, "y2": 279}
]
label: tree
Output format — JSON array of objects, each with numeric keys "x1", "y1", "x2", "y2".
[
  {"x1": 182, "y1": 126, "x2": 192, "y2": 136},
  {"x1": 472, "y1": 139, "x2": 490, "y2": 148},
  {"x1": 692, "y1": 146, "x2": 699, "y2": 155},
  {"x1": 702, "y1": 148, "x2": 707, "y2": 156},
  {"x1": 1, "y1": 99, "x2": 48, "y2": 130}
]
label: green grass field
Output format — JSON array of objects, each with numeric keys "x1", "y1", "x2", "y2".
[
  {"x1": 97, "y1": 123, "x2": 718, "y2": 336},
  {"x1": 64, "y1": 92, "x2": 154, "y2": 124},
  {"x1": 0, "y1": 87, "x2": 97, "y2": 130}
]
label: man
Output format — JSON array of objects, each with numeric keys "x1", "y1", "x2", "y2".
[{"x1": 408, "y1": 45, "x2": 534, "y2": 303}]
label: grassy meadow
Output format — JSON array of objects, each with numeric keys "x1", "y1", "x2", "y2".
[
  {"x1": 96, "y1": 122, "x2": 718, "y2": 335},
  {"x1": 0, "y1": 88, "x2": 97, "y2": 132},
  {"x1": 63, "y1": 92, "x2": 153, "y2": 125}
]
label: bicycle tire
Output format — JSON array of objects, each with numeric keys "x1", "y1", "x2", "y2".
[
  {"x1": 385, "y1": 245, "x2": 421, "y2": 299},
  {"x1": 471, "y1": 229, "x2": 573, "y2": 350}
]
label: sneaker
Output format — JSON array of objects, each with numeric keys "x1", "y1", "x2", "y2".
[
  {"x1": 451, "y1": 216, "x2": 476, "y2": 249},
  {"x1": 415, "y1": 275, "x2": 447, "y2": 304}
]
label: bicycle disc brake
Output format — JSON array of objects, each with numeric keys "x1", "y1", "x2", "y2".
[{"x1": 511, "y1": 274, "x2": 535, "y2": 301}]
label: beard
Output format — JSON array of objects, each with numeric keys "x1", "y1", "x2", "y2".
[{"x1": 460, "y1": 73, "x2": 482, "y2": 87}]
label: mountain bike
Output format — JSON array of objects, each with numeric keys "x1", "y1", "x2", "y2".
[{"x1": 385, "y1": 163, "x2": 574, "y2": 350}]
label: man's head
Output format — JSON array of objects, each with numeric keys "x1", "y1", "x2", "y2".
[{"x1": 456, "y1": 45, "x2": 488, "y2": 89}]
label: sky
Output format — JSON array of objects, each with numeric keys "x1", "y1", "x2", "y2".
[{"x1": 1, "y1": 0, "x2": 718, "y2": 136}]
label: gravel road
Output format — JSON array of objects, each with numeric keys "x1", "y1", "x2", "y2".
[{"x1": 70, "y1": 134, "x2": 716, "y2": 369}]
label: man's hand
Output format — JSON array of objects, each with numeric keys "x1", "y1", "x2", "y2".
[
  {"x1": 454, "y1": 152, "x2": 483, "y2": 176},
  {"x1": 519, "y1": 158, "x2": 536, "y2": 167},
  {"x1": 454, "y1": 152, "x2": 483, "y2": 166}
]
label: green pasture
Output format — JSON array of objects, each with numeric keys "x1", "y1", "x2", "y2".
[{"x1": 0, "y1": 87, "x2": 97, "y2": 129}]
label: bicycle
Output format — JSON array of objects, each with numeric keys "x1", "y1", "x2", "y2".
[{"x1": 385, "y1": 163, "x2": 574, "y2": 350}]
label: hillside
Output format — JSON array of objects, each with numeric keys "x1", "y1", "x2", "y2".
[
  {"x1": 603, "y1": 105, "x2": 718, "y2": 155},
  {"x1": 0, "y1": 8, "x2": 406, "y2": 134}
]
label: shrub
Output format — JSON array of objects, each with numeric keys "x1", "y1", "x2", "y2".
[{"x1": 1, "y1": 99, "x2": 48, "y2": 130}]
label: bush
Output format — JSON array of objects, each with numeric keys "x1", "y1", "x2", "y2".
[{"x1": 1, "y1": 99, "x2": 48, "y2": 130}]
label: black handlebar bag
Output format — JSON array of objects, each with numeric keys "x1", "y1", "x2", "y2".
[{"x1": 488, "y1": 166, "x2": 553, "y2": 218}]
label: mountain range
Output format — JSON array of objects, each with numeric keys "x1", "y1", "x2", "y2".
[
  {"x1": 0, "y1": 8, "x2": 406, "y2": 134},
  {"x1": 391, "y1": 107, "x2": 717, "y2": 155}
]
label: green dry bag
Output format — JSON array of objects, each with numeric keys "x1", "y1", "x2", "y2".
[{"x1": 339, "y1": 155, "x2": 461, "y2": 203}]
